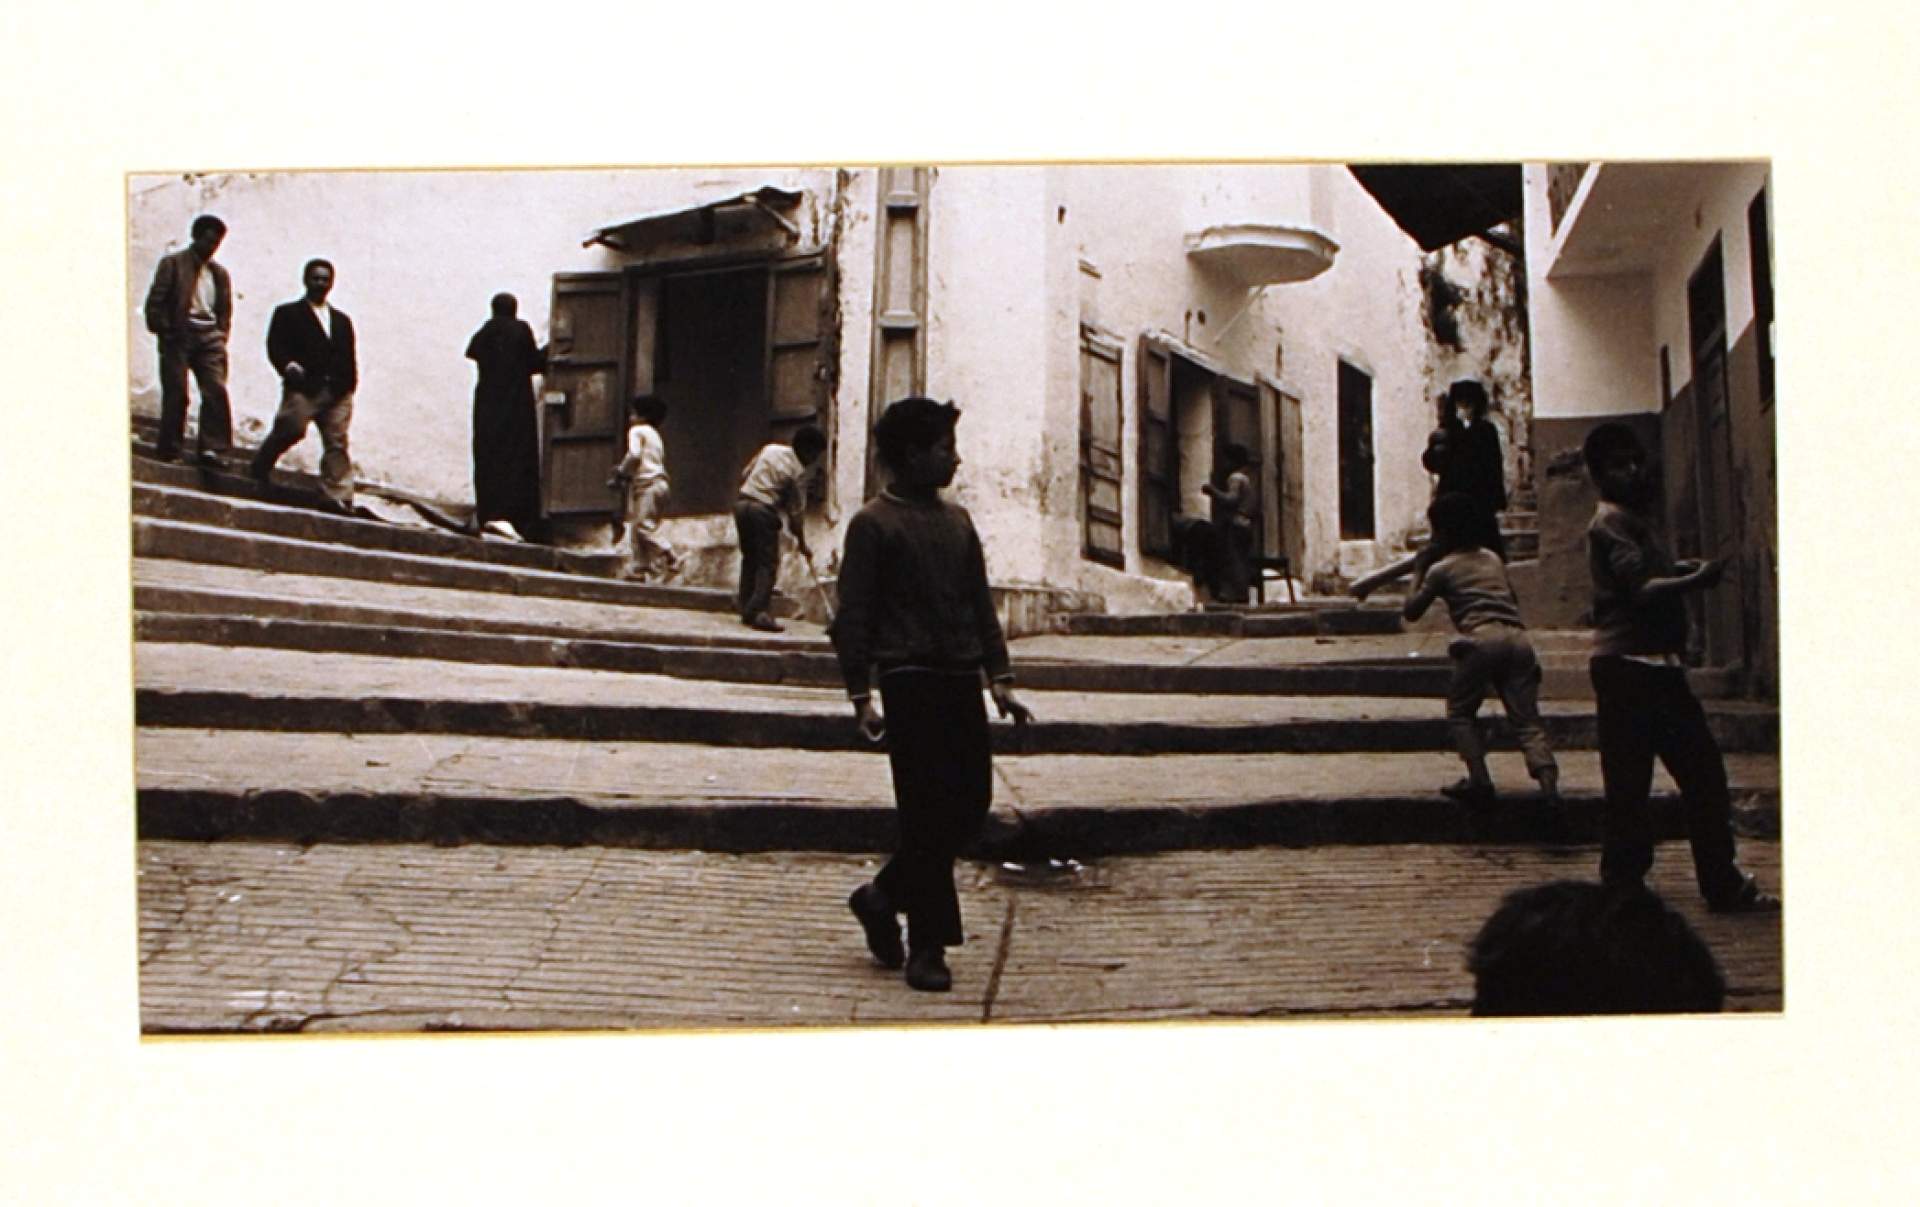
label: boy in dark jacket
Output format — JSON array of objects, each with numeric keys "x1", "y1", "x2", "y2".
[
  {"x1": 1582, "y1": 422, "x2": 1778, "y2": 913},
  {"x1": 831, "y1": 397, "x2": 1032, "y2": 992}
]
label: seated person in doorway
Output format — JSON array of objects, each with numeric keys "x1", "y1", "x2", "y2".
[
  {"x1": 606, "y1": 394, "x2": 683, "y2": 581},
  {"x1": 1402, "y1": 492, "x2": 1559, "y2": 807},
  {"x1": 732, "y1": 424, "x2": 826, "y2": 633},
  {"x1": 1200, "y1": 442, "x2": 1256, "y2": 605}
]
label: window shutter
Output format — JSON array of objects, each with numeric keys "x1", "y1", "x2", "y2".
[
  {"x1": 542, "y1": 272, "x2": 629, "y2": 519},
  {"x1": 765, "y1": 254, "x2": 836, "y2": 504},
  {"x1": 1081, "y1": 330, "x2": 1124, "y2": 567},
  {"x1": 1138, "y1": 336, "x2": 1174, "y2": 558}
]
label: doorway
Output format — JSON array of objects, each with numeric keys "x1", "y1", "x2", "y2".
[
  {"x1": 1687, "y1": 240, "x2": 1741, "y2": 667},
  {"x1": 1337, "y1": 360, "x2": 1375, "y2": 540},
  {"x1": 656, "y1": 267, "x2": 768, "y2": 516}
]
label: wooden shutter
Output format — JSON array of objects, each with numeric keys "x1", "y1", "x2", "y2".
[
  {"x1": 542, "y1": 273, "x2": 629, "y2": 518},
  {"x1": 1138, "y1": 337, "x2": 1174, "y2": 559},
  {"x1": 1081, "y1": 330, "x2": 1124, "y2": 567},
  {"x1": 765, "y1": 254, "x2": 835, "y2": 505}
]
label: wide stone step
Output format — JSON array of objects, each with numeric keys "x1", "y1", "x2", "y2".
[
  {"x1": 1061, "y1": 607, "x2": 1405, "y2": 638},
  {"x1": 133, "y1": 727, "x2": 1781, "y2": 852},
  {"x1": 133, "y1": 516, "x2": 801, "y2": 618},
  {"x1": 132, "y1": 643, "x2": 1780, "y2": 755},
  {"x1": 134, "y1": 479, "x2": 621, "y2": 579}
]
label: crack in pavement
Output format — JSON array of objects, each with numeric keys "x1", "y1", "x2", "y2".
[
  {"x1": 501, "y1": 848, "x2": 608, "y2": 1006},
  {"x1": 980, "y1": 896, "x2": 1017, "y2": 1023}
]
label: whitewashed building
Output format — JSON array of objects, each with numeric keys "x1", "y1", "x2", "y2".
[{"x1": 129, "y1": 165, "x2": 1487, "y2": 620}]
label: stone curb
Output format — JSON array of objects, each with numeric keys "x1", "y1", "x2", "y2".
[
  {"x1": 133, "y1": 517, "x2": 801, "y2": 618},
  {"x1": 132, "y1": 686, "x2": 1781, "y2": 755},
  {"x1": 135, "y1": 609, "x2": 1460, "y2": 697},
  {"x1": 135, "y1": 786, "x2": 1781, "y2": 854},
  {"x1": 134, "y1": 479, "x2": 621, "y2": 580}
]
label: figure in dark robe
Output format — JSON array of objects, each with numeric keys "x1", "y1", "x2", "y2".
[{"x1": 465, "y1": 293, "x2": 548, "y2": 541}]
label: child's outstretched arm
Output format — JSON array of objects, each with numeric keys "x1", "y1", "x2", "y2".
[{"x1": 1402, "y1": 565, "x2": 1443, "y2": 622}]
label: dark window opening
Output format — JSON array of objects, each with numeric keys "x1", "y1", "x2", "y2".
[{"x1": 1337, "y1": 360, "x2": 1375, "y2": 539}]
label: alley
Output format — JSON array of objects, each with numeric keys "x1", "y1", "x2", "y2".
[{"x1": 139, "y1": 838, "x2": 1782, "y2": 1033}]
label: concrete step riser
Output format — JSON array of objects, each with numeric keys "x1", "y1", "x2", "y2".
[
  {"x1": 134, "y1": 786, "x2": 1780, "y2": 854},
  {"x1": 135, "y1": 610, "x2": 1462, "y2": 697},
  {"x1": 133, "y1": 688, "x2": 1780, "y2": 755},
  {"x1": 1065, "y1": 610, "x2": 1405, "y2": 639},
  {"x1": 133, "y1": 518, "x2": 798, "y2": 617},
  {"x1": 133, "y1": 482, "x2": 619, "y2": 579}
]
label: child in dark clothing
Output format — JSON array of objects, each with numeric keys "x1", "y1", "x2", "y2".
[
  {"x1": 733, "y1": 424, "x2": 826, "y2": 633},
  {"x1": 1582, "y1": 422, "x2": 1778, "y2": 914},
  {"x1": 1403, "y1": 492, "x2": 1559, "y2": 806},
  {"x1": 830, "y1": 396, "x2": 1033, "y2": 992}
]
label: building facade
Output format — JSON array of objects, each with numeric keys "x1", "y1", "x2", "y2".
[
  {"x1": 1522, "y1": 161, "x2": 1777, "y2": 695},
  {"x1": 129, "y1": 166, "x2": 1484, "y2": 617}
]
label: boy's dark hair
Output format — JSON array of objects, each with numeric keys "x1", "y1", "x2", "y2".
[
  {"x1": 1427, "y1": 492, "x2": 1485, "y2": 553},
  {"x1": 1467, "y1": 880, "x2": 1726, "y2": 1017},
  {"x1": 791, "y1": 423, "x2": 827, "y2": 461},
  {"x1": 491, "y1": 292, "x2": 517, "y2": 317},
  {"x1": 873, "y1": 396, "x2": 959, "y2": 472},
  {"x1": 629, "y1": 394, "x2": 668, "y2": 424},
  {"x1": 1221, "y1": 442, "x2": 1252, "y2": 471},
  {"x1": 1582, "y1": 421, "x2": 1643, "y2": 477},
  {"x1": 303, "y1": 257, "x2": 335, "y2": 279},
  {"x1": 191, "y1": 214, "x2": 227, "y2": 239},
  {"x1": 1447, "y1": 378, "x2": 1491, "y2": 419}
]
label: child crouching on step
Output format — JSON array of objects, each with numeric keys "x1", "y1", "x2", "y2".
[{"x1": 1402, "y1": 491, "x2": 1559, "y2": 807}]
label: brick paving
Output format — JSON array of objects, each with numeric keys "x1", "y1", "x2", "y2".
[{"x1": 138, "y1": 839, "x2": 1782, "y2": 1033}]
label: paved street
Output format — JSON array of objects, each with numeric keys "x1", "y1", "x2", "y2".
[{"x1": 139, "y1": 838, "x2": 1782, "y2": 1033}]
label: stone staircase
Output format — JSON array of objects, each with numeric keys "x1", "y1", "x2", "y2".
[{"x1": 129, "y1": 442, "x2": 1780, "y2": 856}]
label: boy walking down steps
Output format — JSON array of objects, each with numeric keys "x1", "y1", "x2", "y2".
[{"x1": 830, "y1": 397, "x2": 1033, "y2": 992}]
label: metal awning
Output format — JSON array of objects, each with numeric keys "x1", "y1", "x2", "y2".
[
  {"x1": 584, "y1": 186, "x2": 804, "y2": 250},
  {"x1": 1347, "y1": 164, "x2": 1523, "y2": 251}
]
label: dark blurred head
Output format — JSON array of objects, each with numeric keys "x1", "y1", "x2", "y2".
[
  {"x1": 1448, "y1": 378, "x2": 1491, "y2": 421},
  {"x1": 790, "y1": 423, "x2": 827, "y2": 465},
  {"x1": 189, "y1": 215, "x2": 226, "y2": 259},
  {"x1": 1428, "y1": 492, "x2": 1485, "y2": 554},
  {"x1": 629, "y1": 393, "x2": 668, "y2": 425},
  {"x1": 1582, "y1": 422, "x2": 1648, "y2": 505},
  {"x1": 1467, "y1": 880, "x2": 1726, "y2": 1017},
  {"x1": 874, "y1": 396, "x2": 961, "y2": 487},
  {"x1": 491, "y1": 292, "x2": 517, "y2": 318},
  {"x1": 1221, "y1": 442, "x2": 1252, "y2": 472}
]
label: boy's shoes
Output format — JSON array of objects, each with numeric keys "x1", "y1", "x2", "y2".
[
  {"x1": 746, "y1": 614, "x2": 785, "y2": 633},
  {"x1": 1706, "y1": 873, "x2": 1782, "y2": 915},
  {"x1": 848, "y1": 883, "x2": 904, "y2": 970},
  {"x1": 905, "y1": 946, "x2": 952, "y2": 993},
  {"x1": 1440, "y1": 778, "x2": 1497, "y2": 807}
]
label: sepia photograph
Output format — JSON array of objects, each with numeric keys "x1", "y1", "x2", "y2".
[{"x1": 128, "y1": 161, "x2": 1781, "y2": 1031}]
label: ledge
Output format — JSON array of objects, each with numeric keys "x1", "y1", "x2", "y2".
[{"x1": 1185, "y1": 223, "x2": 1338, "y2": 285}]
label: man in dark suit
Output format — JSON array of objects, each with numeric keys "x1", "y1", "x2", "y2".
[
  {"x1": 143, "y1": 215, "x2": 234, "y2": 465},
  {"x1": 251, "y1": 258, "x2": 359, "y2": 507}
]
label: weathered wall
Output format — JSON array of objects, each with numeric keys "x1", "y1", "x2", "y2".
[
  {"x1": 128, "y1": 168, "x2": 846, "y2": 509},
  {"x1": 1521, "y1": 162, "x2": 1776, "y2": 695},
  {"x1": 1422, "y1": 235, "x2": 1533, "y2": 503},
  {"x1": 1531, "y1": 412, "x2": 1664, "y2": 627}
]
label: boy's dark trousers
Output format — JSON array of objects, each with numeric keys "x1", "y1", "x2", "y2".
[
  {"x1": 732, "y1": 498, "x2": 783, "y2": 620},
  {"x1": 875, "y1": 667, "x2": 993, "y2": 950},
  {"x1": 1590, "y1": 655, "x2": 1746, "y2": 901}
]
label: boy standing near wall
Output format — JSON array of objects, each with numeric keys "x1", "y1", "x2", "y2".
[
  {"x1": 1582, "y1": 422, "x2": 1779, "y2": 913},
  {"x1": 733, "y1": 424, "x2": 826, "y2": 632},
  {"x1": 832, "y1": 397, "x2": 1032, "y2": 992},
  {"x1": 607, "y1": 394, "x2": 682, "y2": 581}
]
